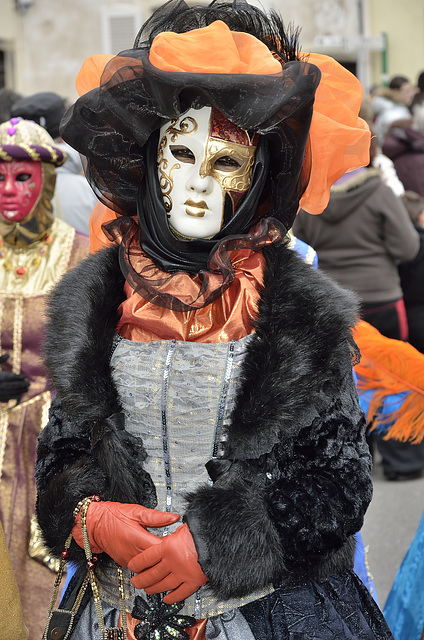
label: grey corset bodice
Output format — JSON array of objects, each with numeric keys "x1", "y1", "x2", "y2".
[
  {"x1": 107, "y1": 335, "x2": 273, "y2": 618},
  {"x1": 110, "y1": 336, "x2": 250, "y2": 518}
]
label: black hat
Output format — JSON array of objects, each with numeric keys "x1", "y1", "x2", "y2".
[{"x1": 10, "y1": 91, "x2": 66, "y2": 139}]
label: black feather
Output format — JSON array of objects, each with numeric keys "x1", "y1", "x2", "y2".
[{"x1": 134, "y1": 0, "x2": 301, "y2": 63}]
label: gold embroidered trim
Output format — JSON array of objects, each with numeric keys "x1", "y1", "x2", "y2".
[
  {"x1": 0, "y1": 296, "x2": 3, "y2": 354},
  {"x1": 7, "y1": 388, "x2": 51, "y2": 415},
  {"x1": 0, "y1": 218, "x2": 76, "y2": 294},
  {"x1": 1, "y1": 391, "x2": 52, "y2": 484},
  {"x1": 28, "y1": 513, "x2": 62, "y2": 573},
  {"x1": 0, "y1": 409, "x2": 9, "y2": 482},
  {"x1": 0, "y1": 149, "x2": 13, "y2": 162},
  {"x1": 54, "y1": 222, "x2": 75, "y2": 283},
  {"x1": 12, "y1": 296, "x2": 23, "y2": 374}
]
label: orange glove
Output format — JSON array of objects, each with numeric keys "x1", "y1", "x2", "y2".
[
  {"x1": 72, "y1": 501, "x2": 180, "y2": 568},
  {"x1": 128, "y1": 523, "x2": 208, "y2": 603}
]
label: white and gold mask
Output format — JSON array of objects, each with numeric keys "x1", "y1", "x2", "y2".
[{"x1": 157, "y1": 106, "x2": 258, "y2": 239}]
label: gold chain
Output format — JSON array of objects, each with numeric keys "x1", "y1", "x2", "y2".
[{"x1": 79, "y1": 497, "x2": 127, "y2": 640}]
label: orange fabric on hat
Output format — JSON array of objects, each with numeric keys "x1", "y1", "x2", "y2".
[
  {"x1": 149, "y1": 20, "x2": 281, "y2": 75},
  {"x1": 75, "y1": 54, "x2": 114, "y2": 96},
  {"x1": 74, "y1": 23, "x2": 370, "y2": 229},
  {"x1": 298, "y1": 52, "x2": 371, "y2": 215}
]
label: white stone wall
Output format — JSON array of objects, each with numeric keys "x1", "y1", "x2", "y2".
[
  {"x1": 1, "y1": 0, "x2": 150, "y2": 102},
  {"x1": 0, "y1": 0, "x2": 422, "y2": 102}
]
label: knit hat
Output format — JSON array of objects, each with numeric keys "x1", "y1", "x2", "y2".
[{"x1": 10, "y1": 92, "x2": 67, "y2": 140}]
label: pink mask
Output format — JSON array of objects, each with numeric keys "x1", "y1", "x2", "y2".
[{"x1": 0, "y1": 161, "x2": 43, "y2": 223}]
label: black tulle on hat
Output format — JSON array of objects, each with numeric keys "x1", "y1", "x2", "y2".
[{"x1": 60, "y1": 0, "x2": 321, "y2": 308}]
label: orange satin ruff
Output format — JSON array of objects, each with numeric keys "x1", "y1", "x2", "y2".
[
  {"x1": 89, "y1": 201, "x2": 118, "y2": 253},
  {"x1": 149, "y1": 20, "x2": 281, "y2": 75},
  {"x1": 116, "y1": 247, "x2": 265, "y2": 343},
  {"x1": 122, "y1": 614, "x2": 207, "y2": 640}
]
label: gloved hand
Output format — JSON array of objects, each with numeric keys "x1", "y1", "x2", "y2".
[
  {"x1": 129, "y1": 523, "x2": 209, "y2": 603},
  {"x1": 72, "y1": 501, "x2": 180, "y2": 568},
  {"x1": 0, "y1": 355, "x2": 30, "y2": 401}
]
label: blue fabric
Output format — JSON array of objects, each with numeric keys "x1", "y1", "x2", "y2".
[
  {"x1": 292, "y1": 236, "x2": 318, "y2": 268},
  {"x1": 353, "y1": 531, "x2": 379, "y2": 606},
  {"x1": 357, "y1": 386, "x2": 408, "y2": 435},
  {"x1": 383, "y1": 511, "x2": 424, "y2": 640},
  {"x1": 240, "y1": 569, "x2": 393, "y2": 639},
  {"x1": 62, "y1": 561, "x2": 77, "y2": 595}
]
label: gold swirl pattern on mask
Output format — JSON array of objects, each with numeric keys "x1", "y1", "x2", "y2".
[
  {"x1": 165, "y1": 116, "x2": 198, "y2": 143},
  {"x1": 157, "y1": 136, "x2": 180, "y2": 213},
  {"x1": 157, "y1": 116, "x2": 199, "y2": 211},
  {"x1": 200, "y1": 139, "x2": 256, "y2": 192}
]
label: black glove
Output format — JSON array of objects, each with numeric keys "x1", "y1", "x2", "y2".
[{"x1": 0, "y1": 354, "x2": 30, "y2": 401}]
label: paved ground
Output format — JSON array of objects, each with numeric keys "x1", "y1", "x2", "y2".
[{"x1": 361, "y1": 452, "x2": 424, "y2": 609}]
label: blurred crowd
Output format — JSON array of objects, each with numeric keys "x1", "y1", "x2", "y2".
[
  {"x1": 293, "y1": 69, "x2": 424, "y2": 640},
  {"x1": 294, "y1": 69, "x2": 424, "y2": 453}
]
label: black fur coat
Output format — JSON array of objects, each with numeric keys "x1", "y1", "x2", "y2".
[{"x1": 35, "y1": 240, "x2": 372, "y2": 600}]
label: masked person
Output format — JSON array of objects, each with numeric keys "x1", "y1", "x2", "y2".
[
  {"x1": 0, "y1": 117, "x2": 89, "y2": 639},
  {"x1": 35, "y1": 2, "x2": 393, "y2": 639}
]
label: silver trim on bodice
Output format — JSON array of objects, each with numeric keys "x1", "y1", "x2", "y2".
[{"x1": 104, "y1": 335, "x2": 273, "y2": 618}]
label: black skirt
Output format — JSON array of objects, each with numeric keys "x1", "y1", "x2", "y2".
[{"x1": 240, "y1": 570, "x2": 393, "y2": 640}]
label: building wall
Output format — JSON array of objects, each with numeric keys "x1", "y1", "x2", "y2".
[
  {"x1": 0, "y1": 0, "x2": 19, "y2": 88},
  {"x1": 0, "y1": 0, "x2": 148, "y2": 103},
  {"x1": 369, "y1": 0, "x2": 424, "y2": 88},
  {"x1": 0, "y1": 0, "x2": 422, "y2": 104}
]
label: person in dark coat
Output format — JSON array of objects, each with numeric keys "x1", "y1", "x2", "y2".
[
  {"x1": 293, "y1": 165, "x2": 424, "y2": 482},
  {"x1": 398, "y1": 190, "x2": 424, "y2": 353},
  {"x1": 383, "y1": 93, "x2": 424, "y2": 197},
  {"x1": 292, "y1": 166, "x2": 419, "y2": 340}
]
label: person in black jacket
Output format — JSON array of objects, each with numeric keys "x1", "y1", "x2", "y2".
[
  {"x1": 35, "y1": 2, "x2": 392, "y2": 638},
  {"x1": 399, "y1": 190, "x2": 424, "y2": 353}
]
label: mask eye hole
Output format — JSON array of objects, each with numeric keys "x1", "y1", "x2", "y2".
[
  {"x1": 16, "y1": 173, "x2": 32, "y2": 182},
  {"x1": 213, "y1": 155, "x2": 242, "y2": 172},
  {"x1": 170, "y1": 145, "x2": 195, "y2": 164}
]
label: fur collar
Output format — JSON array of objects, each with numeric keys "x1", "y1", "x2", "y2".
[
  {"x1": 227, "y1": 242, "x2": 358, "y2": 458},
  {"x1": 44, "y1": 241, "x2": 359, "y2": 456},
  {"x1": 330, "y1": 167, "x2": 380, "y2": 194},
  {"x1": 44, "y1": 243, "x2": 126, "y2": 422}
]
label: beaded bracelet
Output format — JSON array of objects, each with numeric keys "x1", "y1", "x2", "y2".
[{"x1": 72, "y1": 494, "x2": 101, "y2": 521}]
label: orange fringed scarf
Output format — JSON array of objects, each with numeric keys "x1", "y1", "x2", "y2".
[{"x1": 353, "y1": 320, "x2": 424, "y2": 444}]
